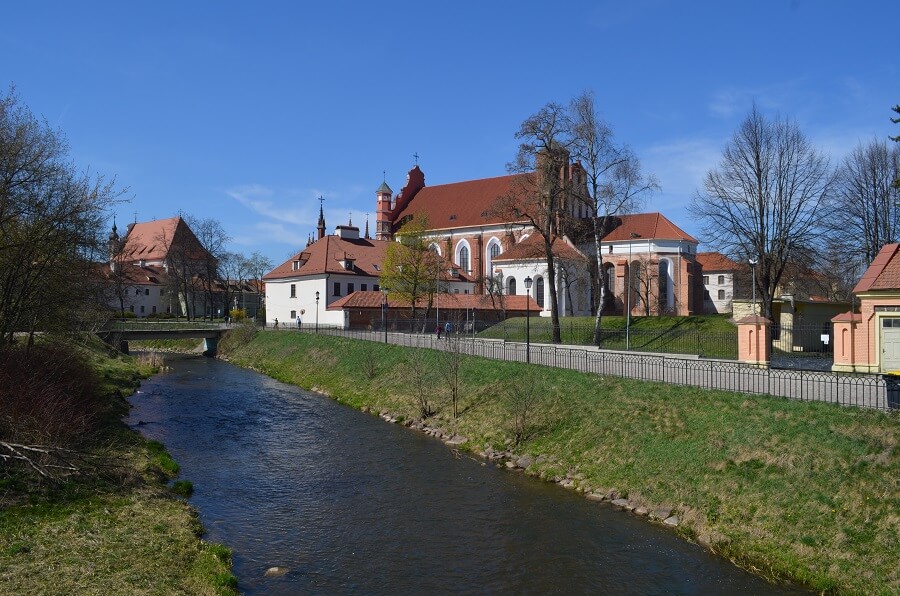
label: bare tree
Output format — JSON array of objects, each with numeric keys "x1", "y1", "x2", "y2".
[
  {"x1": 494, "y1": 102, "x2": 571, "y2": 343},
  {"x1": 405, "y1": 348, "x2": 436, "y2": 418},
  {"x1": 569, "y1": 91, "x2": 657, "y2": 344},
  {"x1": 245, "y1": 251, "x2": 272, "y2": 319},
  {"x1": 0, "y1": 87, "x2": 124, "y2": 344},
  {"x1": 483, "y1": 270, "x2": 507, "y2": 320},
  {"x1": 438, "y1": 319, "x2": 465, "y2": 419},
  {"x1": 823, "y1": 139, "x2": 900, "y2": 276},
  {"x1": 186, "y1": 215, "x2": 229, "y2": 318},
  {"x1": 690, "y1": 105, "x2": 834, "y2": 319}
]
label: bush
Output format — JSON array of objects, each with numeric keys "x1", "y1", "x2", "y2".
[
  {"x1": 0, "y1": 342, "x2": 102, "y2": 447},
  {"x1": 229, "y1": 308, "x2": 246, "y2": 322},
  {"x1": 217, "y1": 322, "x2": 258, "y2": 356}
]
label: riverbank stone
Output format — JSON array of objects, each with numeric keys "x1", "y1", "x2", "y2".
[
  {"x1": 264, "y1": 566, "x2": 289, "y2": 577},
  {"x1": 663, "y1": 516, "x2": 679, "y2": 527}
]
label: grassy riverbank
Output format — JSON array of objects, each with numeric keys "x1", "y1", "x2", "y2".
[
  {"x1": 0, "y1": 337, "x2": 236, "y2": 595},
  {"x1": 223, "y1": 330, "x2": 899, "y2": 594}
]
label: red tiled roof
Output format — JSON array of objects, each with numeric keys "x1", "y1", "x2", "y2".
[
  {"x1": 263, "y1": 234, "x2": 392, "y2": 280},
  {"x1": 95, "y1": 262, "x2": 168, "y2": 285},
  {"x1": 120, "y1": 216, "x2": 209, "y2": 263},
  {"x1": 696, "y1": 252, "x2": 740, "y2": 272},
  {"x1": 854, "y1": 243, "x2": 900, "y2": 292},
  {"x1": 392, "y1": 173, "x2": 530, "y2": 230},
  {"x1": 493, "y1": 234, "x2": 587, "y2": 262},
  {"x1": 601, "y1": 212, "x2": 698, "y2": 243},
  {"x1": 328, "y1": 291, "x2": 539, "y2": 312}
]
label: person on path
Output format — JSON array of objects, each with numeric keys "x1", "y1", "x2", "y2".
[
  {"x1": 436, "y1": 324, "x2": 442, "y2": 340},
  {"x1": 444, "y1": 321, "x2": 452, "y2": 339},
  {"x1": 297, "y1": 314, "x2": 302, "y2": 330},
  {"x1": 274, "y1": 317, "x2": 279, "y2": 329}
]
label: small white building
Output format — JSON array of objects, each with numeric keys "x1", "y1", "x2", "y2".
[{"x1": 263, "y1": 224, "x2": 391, "y2": 327}]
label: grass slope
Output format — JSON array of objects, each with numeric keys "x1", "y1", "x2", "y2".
[
  {"x1": 0, "y1": 337, "x2": 236, "y2": 595},
  {"x1": 224, "y1": 330, "x2": 898, "y2": 594}
]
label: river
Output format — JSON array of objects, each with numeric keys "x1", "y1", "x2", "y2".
[{"x1": 127, "y1": 355, "x2": 803, "y2": 594}]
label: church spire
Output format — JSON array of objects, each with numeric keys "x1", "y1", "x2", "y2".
[
  {"x1": 317, "y1": 196, "x2": 326, "y2": 240},
  {"x1": 364, "y1": 213, "x2": 370, "y2": 239}
]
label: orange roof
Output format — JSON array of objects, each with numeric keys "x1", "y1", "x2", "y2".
[
  {"x1": 696, "y1": 252, "x2": 740, "y2": 272},
  {"x1": 120, "y1": 216, "x2": 208, "y2": 263},
  {"x1": 854, "y1": 243, "x2": 900, "y2": 292},
  {"x1": 493, "y1": 234, "x2": 587, "y2": 262},
  {"x1": 263, "y1": 234, "x2": 392, "y2": 280},
  {"x1": 328, "y1": 290, "x2": 539, "y2": 312},
  {"x1": 96, "y1": 262, "x2": 168, "y2": 285},
  {"x1": 392, "y1": 173, "x2": 530, "y2": 230},
  {"x1": 601, "y1": 212, "x2": 698, "y2": 243}
]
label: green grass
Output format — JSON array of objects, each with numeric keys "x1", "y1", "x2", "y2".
[
  {"x1": 0, "y1": 336, "x2": 236, "y2": 595},
  {"x1": 478, "y1": 315, "x2": 739, "y2": 358},
  {"x1": 223, "y1": 330, "x2": 899, "y2": 594}
]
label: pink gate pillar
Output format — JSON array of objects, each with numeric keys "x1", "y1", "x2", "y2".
[
  {"x1": 831, "y1": 312, "x2": 861, "y2": 372},
  {"x1": 737, "y1": 316, "x2": 771, "y2": 367}
]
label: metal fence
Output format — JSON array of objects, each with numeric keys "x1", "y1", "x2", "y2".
[{"x1": 291, "y1": 326, "x2": 895, "y2": 412}]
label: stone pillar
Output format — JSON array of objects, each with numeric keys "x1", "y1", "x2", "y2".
[{"x1": 737, "y1": 316, "x2": 771, "y2": 367}]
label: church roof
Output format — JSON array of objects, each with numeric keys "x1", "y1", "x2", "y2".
[
  {"x1": 377, "y1": 181, "x2": 393, "y2": 194},
  {"x1": 263, "y1": 234, "x2": 392, "y2": 280},
  {"x1": 392, "y1": 173, "x2": 530, "y2": 230},
  {"x1": 696, "y1": 252, "x2": 741, "y2": 272},
  {"x1": 854, "y1": 243, "x2": 900, "y2": 292},
  {"x1": 493, "y1": 233, "x2": 588, "y2": 263},
  {"x1": 601, "y1": 212, "x2": 698, "y2": 244}
]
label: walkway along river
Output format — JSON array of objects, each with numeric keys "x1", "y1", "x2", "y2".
[{"x1": 127, "y1": 355, "x2": 804, "y2": 594}]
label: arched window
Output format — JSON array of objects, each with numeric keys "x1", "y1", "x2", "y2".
[
  {"x1": 485, "y1": 238, "x2": 501, "y2": 274},
  {"x1": 507, "y1": 277, "x2": 516, "y2": 295},
  {"x1": 658, "y1": 259, "x2": 671, "y2": 311},
  {"x1": 456, "y1": 241, "x2": 470, "y2": 273},
  {"x1": 535, "y1": 276, "x2": 545, "y2": 308},
  {"x1": 429, "y1": 243, "x2": 442, "y2": 257}
]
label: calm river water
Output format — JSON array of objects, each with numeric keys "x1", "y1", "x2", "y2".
[{"x1": 128, "y1": 355, "x2": 803, "y2": 595}]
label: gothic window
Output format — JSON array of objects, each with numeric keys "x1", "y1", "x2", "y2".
[
  {"x1": 507, "y1": 277, "x2": 517, "y2": 295},
  {"x1": 485, "y1": 238, "x2": 501, "y2": 274},
  {"x1": 457, "y1": 244, "x2": 470, "y2": 273},
  {"x1": 535, "y1": 276, "x2": 545, "y2": 308}
]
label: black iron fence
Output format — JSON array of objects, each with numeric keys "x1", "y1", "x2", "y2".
[{"x1": 289, "y1": 326, "x2": 894, "y2": 412}]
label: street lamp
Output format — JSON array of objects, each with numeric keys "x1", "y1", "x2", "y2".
[
  {"x1": 625, "y1": 232, "x2": 641, "y2": 351},
  {"x1": 382, "y1": 288, "x2": 388, "y2": 344},
  {"x1": 524, "y1": 276, "x2": 533, "y2": 364},
  {"x1": 315, "y1": 291, "x2": 320, "y2": 333},
  {"x1": 749, "y1": 256, "x2": 759, "y2": 317}
]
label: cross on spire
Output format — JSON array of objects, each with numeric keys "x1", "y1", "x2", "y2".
[{"x1": 413, "y1": 152, "x2": 419, "y2": 165}]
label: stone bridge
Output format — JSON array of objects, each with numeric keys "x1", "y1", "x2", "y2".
[{"x1": 98, "y1": 322, "x2": 228, "y2": 356}]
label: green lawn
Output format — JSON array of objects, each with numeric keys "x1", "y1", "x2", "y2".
[
  {"x1": 222, "y1": 330, "x2": 898, "y2": 594},
  {"x1": 478, "y1": 315, "x2": 739, "y2": 358}
]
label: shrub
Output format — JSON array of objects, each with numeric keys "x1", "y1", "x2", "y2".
[
  {"x1": 229, "y1": 308, "x2": 246, "y2": 322},
  {"x1": 0, "y1": 342, "x2": 102, "y2": 447}
]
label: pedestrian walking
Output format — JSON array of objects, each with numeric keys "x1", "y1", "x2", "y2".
[
  {"x1": 274, "y1": 317, "x2": 279, "y2": 329},
  {"x1": 444, "y1": 320, "x2": 452, "y2": 339},
  {"x1": 436, "y1": 324, "x2": 442, "y2": 340}
]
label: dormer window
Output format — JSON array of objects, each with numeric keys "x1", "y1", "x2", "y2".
[
  {"x1": 343, "y1": 259, "x2": 355, "y2": 270},
  {"x1": 292, "y1": 260, "x2": 300, "y2": 271}
]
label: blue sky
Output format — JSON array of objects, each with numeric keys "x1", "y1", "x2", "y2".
[{"x1": 4, "y1": 0, "x2": 897, "y2": 265}]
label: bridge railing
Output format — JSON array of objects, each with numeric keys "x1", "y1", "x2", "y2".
[{"x1": 102, "y1": 319, "x2": 226, "y2": 332}]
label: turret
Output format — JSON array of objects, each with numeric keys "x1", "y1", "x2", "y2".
[{"x1": 375, "y1": 180, "x2": 393, "y2": 241}]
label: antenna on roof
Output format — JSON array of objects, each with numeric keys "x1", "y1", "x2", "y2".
[
  {"x1": 133, "y1": 211, "x2": 138, "y2": 224},
  {"x1": 348, "y1": 211, "x2": 353, "y2": 226}
]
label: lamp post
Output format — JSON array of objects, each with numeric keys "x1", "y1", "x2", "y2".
[
  {"x1": 524, "y1": 276, "x2": 533, "y2": 364},
  {"x1": 749, "y1": 257, "x2": 758, "y2": 317},
  {"x1": 625, "y1": 232, "x2": 641, "y2": 351},
  {"x1": 382, "y1": 288, "x2": 388, "y2": 344},
  {"x1": 315, "y1": 291, "x2": 320, "y2": 333}
]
